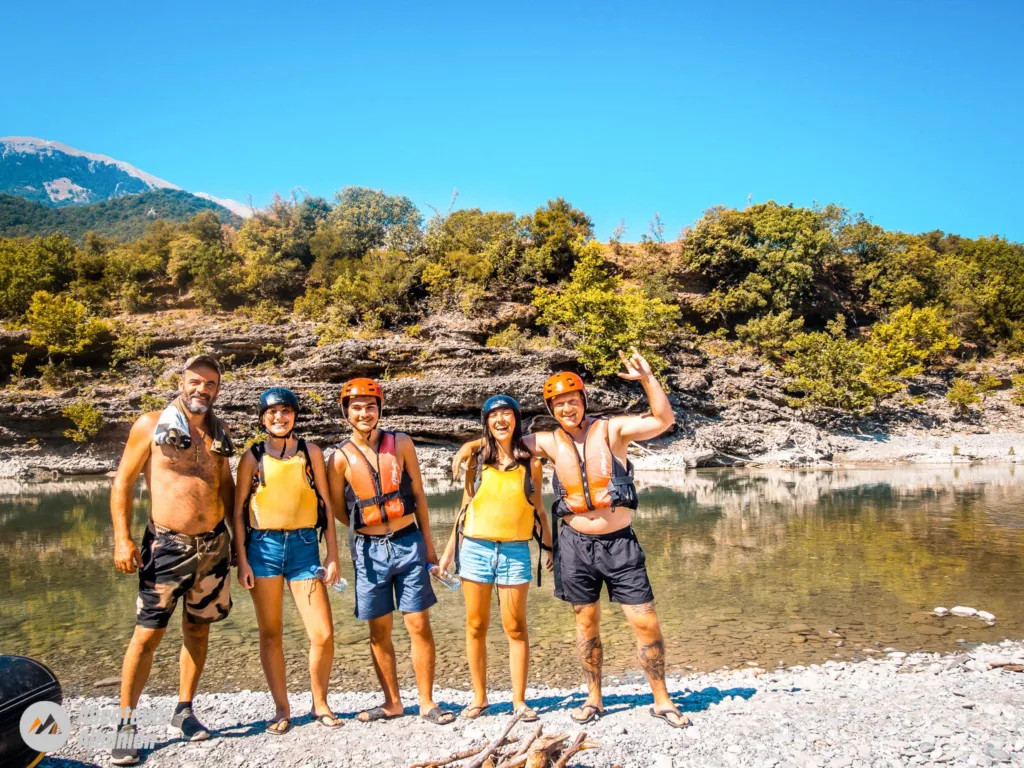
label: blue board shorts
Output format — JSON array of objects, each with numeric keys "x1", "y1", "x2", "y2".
[
  {"x1": 247, "y1": 527, "x2": 321, "y2": 581},
  {"x1": 459, "y1": 537, "x2": 532, "y2": 586},
  {"x1": 351, "y1": 525, "x2": 437, "y2": 620}
]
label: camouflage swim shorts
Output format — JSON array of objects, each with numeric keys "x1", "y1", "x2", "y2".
[{"x1": 136, "y1": 520, "x2": 232, "y2": 629}]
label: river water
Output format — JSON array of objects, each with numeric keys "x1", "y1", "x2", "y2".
[{"x1": 1, "y1": 466, "x2": 1022, "y2": 696}]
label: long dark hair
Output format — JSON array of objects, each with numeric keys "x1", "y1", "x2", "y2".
[{"x1": 479, "y1": 409, "x2": 532, "y2": 468}]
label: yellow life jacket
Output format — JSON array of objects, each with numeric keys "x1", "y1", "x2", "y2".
[
  {"x1": 464, "y1": 463, "x2": 536, "y2": 542},
  {"x1": 249, "y1": 450, "x2": 320, "y2": 531}
]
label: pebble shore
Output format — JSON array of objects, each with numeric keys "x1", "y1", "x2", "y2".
[{"x1": 45, "y1": 640, "x2": 1024, "y2": 768}]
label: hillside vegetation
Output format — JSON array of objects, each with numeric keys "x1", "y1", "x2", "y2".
[
  {"x1": 0, "y1": 190, "x2": 241, "y2": 243},
  {"x1": 1, "y1": 188, "x2": 1022, "y2": 415}
]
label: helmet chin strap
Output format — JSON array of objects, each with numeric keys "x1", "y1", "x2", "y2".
[{"x1": 268, "y1": 429, "x2": 294, "y2": 457}]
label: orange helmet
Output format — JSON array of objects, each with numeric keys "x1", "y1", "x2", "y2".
[
  {"x1": 543, "y1": 371, "x2": 587, "y2": 415},
  {"x1": 340, "y1": 378, "x2": 384, "y2": 414}
]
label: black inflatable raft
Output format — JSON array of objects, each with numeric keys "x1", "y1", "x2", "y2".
[{"x1": 0, "y1": 655, "x2": 62, "y2": 768}]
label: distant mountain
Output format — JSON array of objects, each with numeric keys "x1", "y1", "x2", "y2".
[
  {"x1": 0, "y1": 190, "x2": 242, "y2": 243},
  {"x1": 0, "y1": 137, "x2": 252, "y2": 218}
]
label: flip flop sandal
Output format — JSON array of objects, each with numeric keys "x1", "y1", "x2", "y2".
[
  {"x1": 517, "y1": 707, "x2": 540, "y2": 723},
  {"x1": 357, "y1": 706, "x2": 402, "y2": 723},
  {"x1": 460, "y1": 704, "x2": 490, "y2": 720},
  {"x1": 313, "y1": 713, "x2": 343, "y2": 729},
  {"x1": 570, "y1": 704, "x2": 603, "y2": 724},
  {"x1": 649, "y1": 708, "x2": 691, "y2": 728},
  {"x1": 421, "y1": 706, "x2": 455, "y2": 725},
  {"x1": 266, "y1": 718, "x2": 292, "y2": 736}
]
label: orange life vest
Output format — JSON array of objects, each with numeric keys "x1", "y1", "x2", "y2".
[
  {"x1": 341, "y1": 431, "x2": 416, "y2": 528},
  {"x1": 551, "y1": 419, "x2": 639, "y2": 517}
]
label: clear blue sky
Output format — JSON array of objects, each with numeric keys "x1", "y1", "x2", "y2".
[{"x1": 3, "y1": 0, "x2": 1022, "y2": 241}]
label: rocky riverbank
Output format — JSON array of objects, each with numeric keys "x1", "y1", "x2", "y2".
[
  {"x1": 4, "y1": 311, "x2": 1024, "y2": 477},
  {"x1": 46, "y1": 641, "x2": 1024, "y2": 768}
]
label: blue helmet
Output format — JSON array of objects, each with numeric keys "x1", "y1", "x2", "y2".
[
  {"x1": 481, "y1": 394, "x2": 520, "y2": 424},
  {"x1": 259, "y1": 387, "x2": 299, "y2": 420}
]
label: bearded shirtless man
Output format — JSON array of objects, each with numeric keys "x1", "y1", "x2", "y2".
[{"x1": 109, "y1": 355, "x2": 235, "y2": 764}]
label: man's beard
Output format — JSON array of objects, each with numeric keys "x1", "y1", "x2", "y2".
[{"x1": 185, "y1": 396, "x2": 211, "y2": 415}]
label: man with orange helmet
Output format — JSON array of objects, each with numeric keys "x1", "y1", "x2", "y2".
[
  {"x1": 452, "y1": 347, "x2": 688, "y2": 728},
  {"x1": 326, "y1": 377, "x2": 454, "y2": 726}
]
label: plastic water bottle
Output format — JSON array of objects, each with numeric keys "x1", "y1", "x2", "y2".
[
  {"x1": 314, "y1": 566, "x2": 347, "y2": 592},
  {"x1": 429, "y1": 566, "x2": 461, "y2": 590}
]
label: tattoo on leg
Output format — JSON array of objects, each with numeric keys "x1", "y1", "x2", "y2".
[
  {"x1": 632, "y1": 601, "x2": 656, "y2": 614},
  {"x1": 576, "y1": 632, "x2": 603, "y2": 688},
  {"x1": 639, "y1": 639, "x2": 666, "y2": 682}
]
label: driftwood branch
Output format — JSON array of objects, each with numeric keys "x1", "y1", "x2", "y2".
[
  {"x1": 408, "y1": 736, "x2": 518, "y2": 768},
  {"x1": 465, "y1": 710, "x2": 524, "y2": 768},
  {"x1": 497, "y1": 723, "x2": 543, "y2": 767},
  {"x1": 552, "y1": 734, "x2": 601, "y2": 768}
]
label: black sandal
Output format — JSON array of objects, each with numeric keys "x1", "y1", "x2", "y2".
[
  {"x1": 313, "y1": 713, "x2": 343, "y2": 729},
  {"x1": 570, "y1": 704, "x2": 603, "y2": 724},
  {"x1": 266, "y1": 717, "x2": 292, "y2": 736},
  {"x1": 460, "y1": 703, "x2": 490, "y2": 720},
  {"x1": 357, "y1": 706, "x2": 402, "y2": 723},
  {"x1": 650, "y1": 708, "x2": 691, "y2": 728},
  {"x1": 421, "y1": 706, "x2": 455, "y2": 725}
]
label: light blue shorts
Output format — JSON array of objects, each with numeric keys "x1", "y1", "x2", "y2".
[
  {"x1": 247, "y1": 527, "x2": 321, "y2": 581},
  {"x1": 459, "y1": 537, "x2": 532, "y2": 586}
]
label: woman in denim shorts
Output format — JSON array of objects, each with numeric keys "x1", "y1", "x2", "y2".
[
  {"x1": 439, "y1": 395, "x2": 553, "y2": 721},
  {"x1": 233, "y1": 388, "x2": 343, "y2": 734}
]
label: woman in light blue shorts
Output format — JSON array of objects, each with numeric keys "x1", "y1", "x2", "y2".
[{"x1": 439, "y1": 395, "x2": 552, "y2": 721}]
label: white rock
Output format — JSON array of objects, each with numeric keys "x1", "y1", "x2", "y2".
[
  {"x1": 951, "y1": 606, "x2": 977, "y2": 617},
  {"x1": 977, "y1": 611, "x2": 996, "y2": 622},
  {"x1": 934, "y1": 607, "x2": 951, "y2": 616},
  {"x1": 651, "y1": 754, "x2": 674, "y2": 768}
]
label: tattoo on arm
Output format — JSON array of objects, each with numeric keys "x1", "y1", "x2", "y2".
[
  {"x1": 639, "y1": 639, "x2": 666, "y2": 682},
  {"x1": 576, "y1": 632, "x2": 603, "y2": 688}
]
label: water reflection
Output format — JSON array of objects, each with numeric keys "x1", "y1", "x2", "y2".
[{"x1": 0, "y1": 467, "x2": 1021, "y2": 695}]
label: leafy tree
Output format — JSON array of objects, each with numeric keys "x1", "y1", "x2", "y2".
[
  {"x1": 0, "y1": 234, "x2": 76, "y2": 319},
  {"x1": 325, "y1": 187, "x2": 423, "y2": 260},
  {"x1": 166, "y1": 233, "x2": 237, "y2": 311},
  {"x1": 736, "y1": 310, "x2": 805, "y2": 360},
  {"x1": 25, "y1": 291, "x2": 107, "y2": 358},
  {"x1": 62, "y1": 401, "x2": 104, "y2": 443},
  {"x1": 521, "y1": 198, "x2": 593, "y2": 282},
  {"x1": 783, "y1": 317, "x2": 871, "y2": 411},
  {"x1": 533, "y1": 239, "x2": 678, "y2": 376},
  {"x1": 421, "y1": 249, "x2": 494, "y2": 313},
  {"x1": 947, "y1": 378, "x2": 981, "y2": 417},
  {"x1": 681, "y1": 202, "x2": 853, "y2": 324},
  {"x1": 330, "y1": 249, "x2": 424, "y2": 327}
]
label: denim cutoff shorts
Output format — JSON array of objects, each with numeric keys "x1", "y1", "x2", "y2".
[
  {"x1": 247, "y1": 527, "x2": 321, "y2": 581},
  {"x1": 459, "y1": 537, "x2": 532, "y2": 586}
]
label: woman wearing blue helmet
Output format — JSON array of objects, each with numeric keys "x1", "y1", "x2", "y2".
[
  {"x1": 438, "y1": 394, "x2": 553, "y2": 721},
  {"x1": 232, "y1": 387, "x2": 343, "y2": 734}
]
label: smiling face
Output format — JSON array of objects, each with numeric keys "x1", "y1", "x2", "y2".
[
  {"x1": 262, "y1": 404, "x2": 296, "y2": 437},
  {"x1": 347, "y1": 395, "x2": 380, "y2": 435},
  {"x1": 486, "y1": 407, "x2": 516, "y2": 442},
  {"x1": 550, "y1": 391, "x2": 585, "y2": 430},
  {"x1": 180, "y1": 364, "x2": 220, "y2": 414}
]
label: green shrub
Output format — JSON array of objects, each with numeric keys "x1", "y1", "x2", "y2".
[
  {"x1": 977, "y1": 372, "x2": 1002, "y2": 396},
  {"x1": 0, "y1": 234, "x2": 76, "y2": 320},
  {"x1": 329, "y1": 249, "x2": 424, "y2": 327},
  {"x1": 533, "y1": 239, "x2": 678, "y2": 376},
  {"x1": 62, "y1": 401, "x2": 104, "y2": 442},
  {"x1": 315, "y1": 323, "x2": 350, "y2": 346},
  {"x1": 736, "y1": 310, "x2": 804, "y2": 359},
  {"x1": 295, "y1": 286, "x2": 330, "y2": 320},
  {"x1": 869, "y1": 304, "x2": 959, "y2": 365},
  {"x1": 237, "y1": 300, "x2": 287, "y2": 325},
  {"x1": 110, "y1": 323, "x2": 153, "y2": 368},
  {"x1": 40, "y1": 360, "x2": 74, "y2": 389},
  {"x1": 421, "y1": 249, "x2": 493, "y2": 313},
  {"x1": 947, "y1": 378, "x2": 981, "y2": 417},
  {"x1": 26, "y1": 291, "x2": 108, "y2": 358},
  {"x1": 486, "y1": 325, "x2": 530, "y2": 351},
  {"x1": 783, "y1": 317, "x2": 871, "y2": 411}
]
